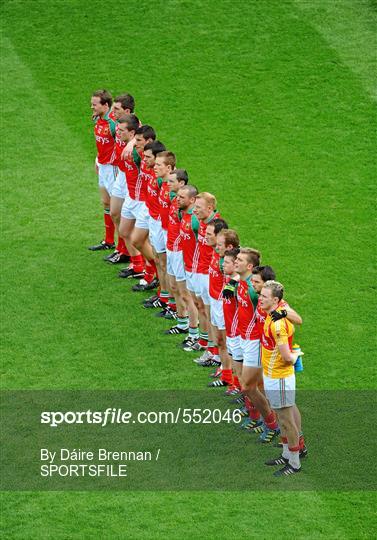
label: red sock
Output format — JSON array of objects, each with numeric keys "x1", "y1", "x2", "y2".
[
  {"x1": 299, "y1": 435, "x2": 305, "y2": 450},
  {"x1": 249, "y1": 404, "x2": 261, "y2": 421},
  {"x1": 264, "y1": 411, "x2": 279, "y2": 430},
  {"x1": 288, "y1": 445, "x2": 300, "y2": 453},
  {"x1": 104, "y1": 211, "x2": 115, "y2": 244},
  {"x1": 198, "y1": 338, "x2": 208, "y2": 348},
  {"x1": 232, "y1": 375, "x2": 241, "y2": 388},
  {"x1": 281, "y1": 436, "x2": 288, "y2": 444},
  {"x1": 116, "y1": 237, "x2": 128, "y2": 255},
  {"x1": 221, "y1": 369, "x2": 233, "y2": 384},
  {"x1": 131, "y1": 255, "x2": 144, "y2": 273},
  {"x1": 144, "y1": 260, "x2": 157, "y2": 283},
  {"x1": 168, "y1": 297, "x2": 176, "y2": 311},
  {"x1": 244, "y1": 396, "x2": 252, "y2": 412}
]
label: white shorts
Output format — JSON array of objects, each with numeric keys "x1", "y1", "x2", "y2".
[
  {"x1": 149, "y1": 216, "x2": 166, "y2": 253},
  {"x1": 98, "y1": 163, "x2": 116, "y2": 194},
  {"x1": 263, "y1": 374, "x2": 296, "y2": 409},
  {"x1": 210, "y1": 297, "x2": 225, "y2": 330},
  {"x1": 226, "y1": 336, "x2": 243, "y2": 361},
  {"x1": 111, "y1": 170, "x2": 128, "y2": 199},
  {"x1": 193, "y1": 273, "x2": 210, "y2": 305},
  {"x1": 240, "y1": 338, "x2": 262, "y2": 368},
  {"x1": 166, "y1": 249, "x2": 186, "y2": 282},
  {"x1": 185, "y1": 271, "x2": 195, "y2": 293},
  {"x1": 121, "y1": 197, "x2": 149, "y2": 229}
]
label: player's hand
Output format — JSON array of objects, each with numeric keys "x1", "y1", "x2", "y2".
[
  {"x1": 271, "y1": 309, "x2": 287, "y2": 322},
  {"x1": 290, "y1": 350, "x2": 304, "y2": 364},
  {"x1": 121, "y1": 138, "x2": 136, "y2": 160},
  {"x1": 222, "y1": 279, "x2": 238, "y2": 299}
]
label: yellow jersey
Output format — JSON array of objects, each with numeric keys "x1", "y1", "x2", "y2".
[{"x1": 261, "y1": 315, "x2": 294, "y2": 378}]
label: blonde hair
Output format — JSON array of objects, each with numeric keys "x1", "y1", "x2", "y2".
[
  {"x1": 263, "y1": 280, "x2": 284, "y2": 301},
  {"x1": 196, "y1": 192, "x2": 217, "y2": 209}
]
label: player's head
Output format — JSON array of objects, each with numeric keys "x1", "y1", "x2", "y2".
[
  {"x1": 113, "y1": 93, "x2": 135, "y2": 120},
  {"x1": 135, "y1": 125, "x2": 156, "y2": 152},
  {"x1": 260, "y1": 280, "x2": 284, "y2": 312},
  {"x1": 144, "y1": 141, "x2": 166, "y2": 168},
  {"x1": 223, "y1": 248, "x2": 239, "y2": 276},
  {"x1": 168, "y1": 169, "x2": 189, "y2": 193},
  {"x1": 234, "y1": 247, "x2": 261, "y2": 278},
  {"x1": 176, "y1": 185, "x2": 198, "y2": 210},
  {"x1": 206, "y1": 218, "x2": 228, "y2": 247},
  {"x1": 251, "y1": 265, "x2": 276, "y2": 293},
  {"x1": 194, "y1": 192, "x2": 217, "y2": 221},
  {"x1": 216, "y1": 229, "x2": 240, "y2": 258},
  {"x1": 91, "y1": 89, "x2": 112, "y2": 117},
  {"x1": 154, "y1": 151, "x2": 176, "y2": 179},
  {"x1": 117, "y1": 114, "x2": 139, "y2": 142}
]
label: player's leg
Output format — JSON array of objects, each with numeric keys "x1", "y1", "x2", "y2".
[
  {"x1": 89, "y1": 163, "x2": 116, "y2": 250},
  {"x1": 118, "y1": 215, "x2": 144, "y2": 278}
]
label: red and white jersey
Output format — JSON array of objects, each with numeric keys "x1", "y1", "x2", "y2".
[
  {"x1": 222, "y1": 278, "x2": 239, "y2": 338},
  {"x1": 119, "y1": 151, "x2": 139, "y2": 200},
  {"x1": 191, "y1": 212, "x2": 220, "y2": 274},
  {"x1": 135, "y1": 154, "x2": 152, "y2": 202},
  {"x1": 167, "y1": 197, "x2": 182, "y2": 252},
  {"x1": 180, "y1": 209, "x2": 199, "y2": 272},
  {"x1": 209, "y1": 251, "x2": 224, "y2": 300},
  {"x1": 113, "y1": 123, "x2": 126, "y2": 167},
  {"x1": 94, "y1": 112, "x2": 116, "y2": 165},
  {"x1": 236, "y1": 276, "x2": 259, "y2": 340},
  {"x1": 146, "y1": 175, "x2": 161, "y2": 220},
  {"x1": 158, "y1": 182, "x2": 172, "y2": 231}
]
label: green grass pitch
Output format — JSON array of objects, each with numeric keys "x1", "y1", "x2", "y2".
[{"x1": 1, "y1": 0, "x2": 376, "y2": 538}]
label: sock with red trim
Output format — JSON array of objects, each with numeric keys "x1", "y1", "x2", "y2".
[
  {"x1": 104, "y1": 209, "x2": 115, "y2": 244},
  {"x1": 288, "y1": 445, "x2": 301, "y2": 469},
  {"x1": 281, "y1": 436, "x2": 289, "y2": 459},
  {"x1": 299, "y1": 433, "x2": 306, "y2": 450},
  {"x1": 232, "y1": 375, "x2": 241, "y2": 389}
]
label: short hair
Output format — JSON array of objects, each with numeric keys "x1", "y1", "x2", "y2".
[
  {"x1": 118, "y1": 113, "x2": 139, "y2": 132},
  {"x1": 114, "y1": 93, "x2": 135, "y2": 112},
  {"x1": 263, "y1": 280, "x2": 284, "y2": 301},
  {"x1": 224, "y1": 247, "x2": 240, "y2": 260},
  {"x1": 218, "y1": 229, "x2": 240, "y2": 249},
  {"x1": 178, "y1": 184, "x2": 198, "y2": 198},
  {"x1": 144, "y1": 140, "x2": 166, "y2": 156},
  {"x1": 196, "y1": 192, "x2": 217, "y2": 209},
  {"x1": 207, "y1": 218, "x2": 228, "y2": 235},
  {"x1": 252, "y1": 265, "x2": 276, "y2": 282},
  {"x1": 239, "y1": 247, "x2": 261, "y2": 267},
  {"x1": 171, "y1": 168, "x2": 189, "y2": 184},
  {"x1": 156, "y1": 151, "x2": 176, "y2": 169},
  {"x1": 136, "y1": 124, "x2": 156, "y2": 141},
  {"x1": 92, "y1": 89, "x2": 112, "y2": 107}
]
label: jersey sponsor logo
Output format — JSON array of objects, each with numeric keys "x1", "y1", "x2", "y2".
[
  {"x1": 95, "y1": 135, "x2": 110, "y2": 144},
  {"x1": 180, "y1": 231, "x2": 192, "y2": 241},
  {"x1": 147, "y1": 186, "x2": 158, "y2": 197},
  {"x1": 208, "y1": 266, "x2": 219, "y2": 278}
]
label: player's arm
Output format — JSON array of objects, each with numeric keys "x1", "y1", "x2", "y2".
[
  {"x1": 121, "y1": 138, "x2": 136, "y2": 159},
  {"x1": 273, "y1": 320, "x2": 299, "y2": 364},
  {"x1": 271, "y1": 303, "x2": 303, "y2": 325},
  {"x1": 278, "y1": 343, "x2": 300, "y2": 364}
]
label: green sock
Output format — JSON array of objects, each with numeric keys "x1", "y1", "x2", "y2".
[{"x1": 177, "y1": 317, "x2": 189, "y2": 330}]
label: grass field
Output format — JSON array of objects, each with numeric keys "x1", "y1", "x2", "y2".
[{"x1": 1, "y1": 0, "x2": 376, "y2": 538}]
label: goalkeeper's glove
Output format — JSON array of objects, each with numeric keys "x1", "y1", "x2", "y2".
[
  {"x1": 222, "y1": 279, "x2": 237, "y2": 299},
  {"x1": 271, "y1": 309, "x2": 287, "y2": 322}
]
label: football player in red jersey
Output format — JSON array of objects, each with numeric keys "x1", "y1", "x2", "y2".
[
  {"x1": 116, "y1": 114, "x2": 146, "y2": 279},
  {"x1": 105, "y1": 93, "x2": 135, "y2": 264},
  {"x1": 152, "y1": 151, "x2": 177, "y2": 316},
  {"x1": 164, "y1": 171, "x2": 199, "y2": 336},
  {"x1": 89, "y1": 89, "x2": 117, "y2": 251},
  {"x1": 185, "y1": 193, "x2": 220, "y2": 367},
  {"x1": 175, "y1": 185, "x2": 200, "y2": 345}
]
